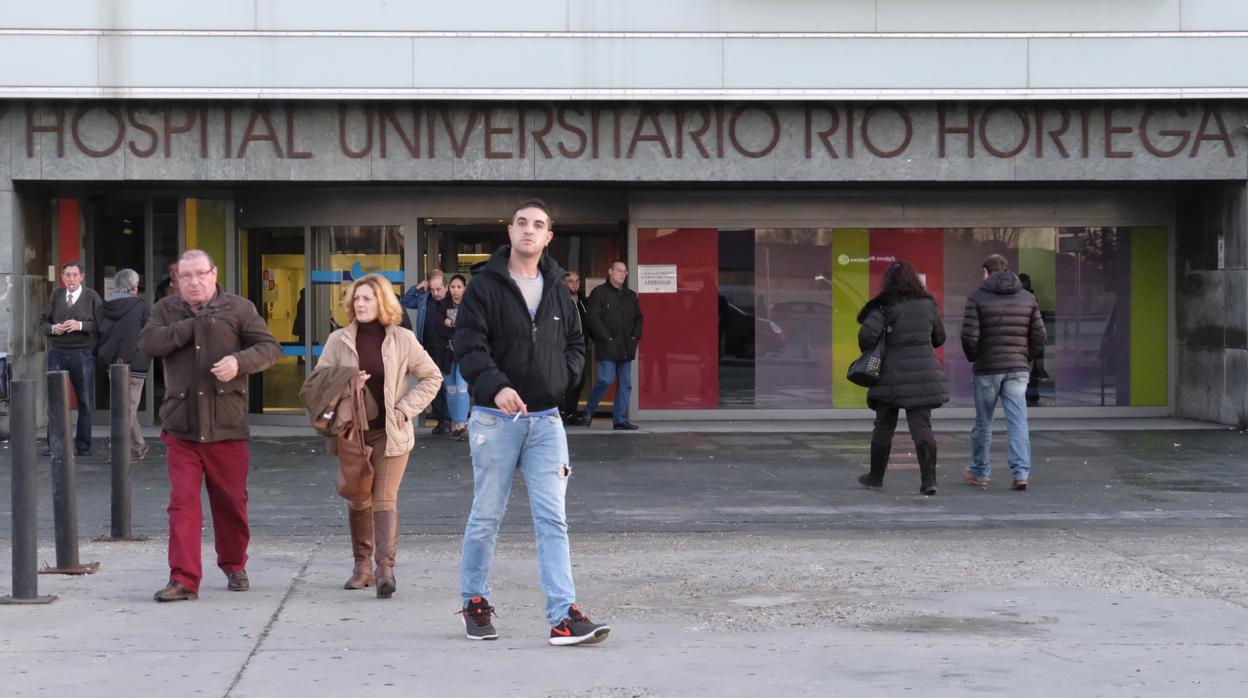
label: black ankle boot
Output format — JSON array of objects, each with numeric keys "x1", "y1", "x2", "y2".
[
  {"x1": 859, "y1": 441, "x2": 890, "y2": 488},
  {"x1": 917, "y1": 443, "x2": 938, "y2": 496}
]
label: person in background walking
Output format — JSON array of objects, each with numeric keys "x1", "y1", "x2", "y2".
[
  {"x1": 961, "y1": 254, "x2": 1046, "y2": 492},
  {"x1": 97, "y1": 268, "x2": 152, "y2": 460},
  {"x1": 455, "y1": 199, "x2": 608, "y2": 646},
  {"x1": 583, "y1": 261, "x2": 644, "y2": 430},
  {"x1": 439, "y1": 274, "x2": 471, "y2": 441},
  {"x1": 314, "y1": 274, "x2": 442, "y2": 598},
  {"x1": 140, "y1": 249, "x2": 281, "y2": 602},
  {"x1": 400, "y1": 270, "x2": 452, "y2": 435},
  {"x1": 40, "y1": 260, "x2": 103, "y2": 457},
  {"x1": 560, "y1": 271, "x2": 590, "y2": 426},
  {"x1": 856, "y1": 260, "x2": 949, "y2": 495}
]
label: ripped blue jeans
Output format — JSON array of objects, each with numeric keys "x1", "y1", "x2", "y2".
[
  {"x1": 444, "y1": 362, "x2": 471, "y2": 425},
  {"x1": 459, "y1": 407, "x2": 575, "y2": 625}
]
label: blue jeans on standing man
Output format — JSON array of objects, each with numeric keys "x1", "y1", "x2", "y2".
[
  {"x1": 969, "y1": 371, "x2": 1031, "y2": 482},
  {"x1": 584, "y1": 359, "x2": 632, "y2": 425},
  {"x1": 47, "y1": 349, "x2": 95, "y2": 455},
  {"x1": 460, "y1": 408, "x2": 576, "y2": 626}
]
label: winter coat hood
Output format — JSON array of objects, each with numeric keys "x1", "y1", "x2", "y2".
[{"x1": 982, "y1": 271, "x2": 1022, "y2": 295}]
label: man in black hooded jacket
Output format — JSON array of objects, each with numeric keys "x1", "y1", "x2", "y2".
[
  {"x1": 453, "y1": 199, "x2": 610, "y2": 647},
  {"x1": 98, "y1": 268, "x2": 151, "y2": 459},
  {"x1": 960, "y1": 254, "x2": 1046, "y2": 492}
]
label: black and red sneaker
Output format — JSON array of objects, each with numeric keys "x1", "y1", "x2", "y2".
[
  {"x1": 548, "y1": 604, "x2": 610, "y2": 646},
  {"x1": 460, "y1": 597, "x2": 498, "y2": 640}
]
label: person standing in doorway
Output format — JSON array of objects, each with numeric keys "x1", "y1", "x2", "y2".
[
  {"x1": 960, "y1": 254, "x2": 1046, "y2": 492},
  {"x1": 560, "y1": 271, "x2": 590, "y2": 426},
  {"x1": 454, "y1": 199, "x2": 609, "y2": 646},
  {"x1": 583, "y1": 261, "x2": 644, "y2": 430},
  {"x1": 97, "y1": 268, "x2": 152, "y2": 460},
  {"x1": 40, "y1": 260, "x2": 104, "y2": 457},
  {"x1": 139, "y1": 249, "x2": 280, "y2": 602},
  {"x1": 439, "y1": 274, "x2": 472, "y2": 441},
  {"x1": 855, "y1": 261, "x2": 948, "y2": 495},
  {"x1": 401, "y1": 271, "x2": 452, "y2": 435}
]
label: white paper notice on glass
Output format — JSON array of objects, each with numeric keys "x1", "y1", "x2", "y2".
[{"x1": 637, "y1": 265, "x2": 678, "y2": 293}]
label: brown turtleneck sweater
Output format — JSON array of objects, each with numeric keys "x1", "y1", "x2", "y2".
[{"x1": 355, "y1": 320, "x2": 387, "y2": 431}]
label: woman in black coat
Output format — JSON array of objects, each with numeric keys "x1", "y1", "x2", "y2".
[{"x1": 856, "y1": 260, "x2": 949, "y2": 495}]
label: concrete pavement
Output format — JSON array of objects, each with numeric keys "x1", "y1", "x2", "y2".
[{"x1": 1, "y1": 425, "x2": 1247, "y2": 696}]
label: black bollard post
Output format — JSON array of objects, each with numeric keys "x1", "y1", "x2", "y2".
[
  {"x1": 1, "y1": 380, "x2": 56, "y2": 605},
  {"x1": 97, "y1": 363, "x2": 146, "y2": 542},
  {"x1": 41, "y1": 370, "x2": 99, "y2": 575}
]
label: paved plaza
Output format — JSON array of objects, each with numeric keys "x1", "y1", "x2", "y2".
[{"x1": 2, "y1": 423, "x2": 1247, "y2": 696}]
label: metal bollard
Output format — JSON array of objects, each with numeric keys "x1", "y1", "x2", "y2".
[
  {"x1": 99, "y1": 363, "x2": 145, "y2": 541},
  {"x1": 1, "y1": 380, "x2": 56, "y2": 604},
  {"x1": 41, "y1": 370, "x2": 99, "y2": 575}
]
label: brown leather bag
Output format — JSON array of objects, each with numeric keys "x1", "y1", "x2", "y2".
[{"x1": 334, "y1": 383, "x2": 375, "y2": 501}]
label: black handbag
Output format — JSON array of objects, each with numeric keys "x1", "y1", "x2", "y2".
[{"x1": 847, "y1": 309, "x2": 888, "y2": 388}]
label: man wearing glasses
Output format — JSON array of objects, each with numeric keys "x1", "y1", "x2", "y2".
[{"x1": 139, "y1": 249, "x2": 280, "y2": 602}]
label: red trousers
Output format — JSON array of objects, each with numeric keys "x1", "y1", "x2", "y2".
[{"x1": 162, "y1": 433, "x2": 251, "y2": 592}]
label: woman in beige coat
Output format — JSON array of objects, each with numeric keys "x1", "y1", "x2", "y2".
[{"x1": 315, "y1": 274, "x2": 442, "y2": 598}]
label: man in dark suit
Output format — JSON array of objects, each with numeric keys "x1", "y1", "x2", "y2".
[{"x1": 40, "y1": 260, "x2": 103, "y2": 457}]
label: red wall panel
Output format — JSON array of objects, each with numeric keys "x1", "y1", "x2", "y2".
[
  {"x1": 637, "y1": 228, "x2": 719, "y2": 409},
  {"x1": 869, "y1": 228, "x2": 946, "y2": 362}
]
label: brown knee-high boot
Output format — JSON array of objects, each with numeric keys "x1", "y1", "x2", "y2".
[
  {"x1": 373, "y1": 510, "x2": 398, "y2": 599},
  {"x1": 344, "y1": 506, "x2": 374, "y2": 590}
]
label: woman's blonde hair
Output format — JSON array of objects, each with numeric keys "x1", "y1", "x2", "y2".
[{"x1": 343, "y1": 273, "x2": 404, "y2": 327}]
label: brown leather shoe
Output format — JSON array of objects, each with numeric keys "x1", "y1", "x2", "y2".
[
  {"x1": 154, "y1": 581, "x2": 198, "y2": 602},
  {"x1": 373, "y1": 510, "x2": 398, "y2": 599},
  {"x1": 962, "y1": 469, "x2": 988, "y2": 490},
  {"x1": 1011, "y1": 480, "x2": 1029, "y2": 491},
  {"x1": 344, "y1": 505, "x2": 375, "y2": 590},
  {"x1": 227, "y1": 570, "x2": 250, "y2": 592}
]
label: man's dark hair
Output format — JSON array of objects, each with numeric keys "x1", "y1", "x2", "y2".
[
  {"x1": 881, "y1": 260, "x2": 925, "y2": 296},
  {"x1": 982, "y1": 254, "x2": 1009, "y2": 274},
  {"x1": 511, "y1": 199, "x2": 554, "y2": 228},
  {"x1": 61, "y1": 259, "x2": 83, "y2": 273}
]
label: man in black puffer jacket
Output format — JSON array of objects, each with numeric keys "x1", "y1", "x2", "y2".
[
  {"x1": 960, "y1": 254, "x2": 1046, "y2": 492},
  {"x1": 453, "y1": 199, "x2": 609, "y2": 647}
]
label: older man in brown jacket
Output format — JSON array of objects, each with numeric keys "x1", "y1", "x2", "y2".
[{"x1": 139, "y1": 249, "x2": 280, "y2": 602}]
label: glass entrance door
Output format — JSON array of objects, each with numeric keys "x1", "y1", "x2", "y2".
[
  {"x1": 240, "y1": 224, "x2": 405, "y2": 417},
  {"x1": 242, "y1": 227, "x2": 307, "y2": 414}
]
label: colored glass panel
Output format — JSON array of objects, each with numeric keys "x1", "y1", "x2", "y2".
[
  {"x1": 1130, "y1": 227, "x2": 1167, "y2": 406},
  {"x1": 185, "y1": 198, "x2": 229, "y2": 286},
  {"x1": 831, "y1": 229, "x2": 870, "y2": 408}
]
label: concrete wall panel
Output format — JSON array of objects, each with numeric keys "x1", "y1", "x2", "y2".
[
  {"x1": 724, "y1": 39, "x2": 1028, "y2": 89},
  {"x1": 1175, "y1": 345, "x2": 1224, "y2": 422},
  {"x1": 1227, "y1": 270, "x2": 1248, "y2": 350},
  {"x1": 878, "y1": 0, "x2": 1181, "y2": 32},
  {"x1": 1178, "y1": 271, "x2": 1226, "y2": 349},
  {"x1": 1224, "y1": 348, "x2": 1248, "y2": 426},
  {"x1": 257, "y1": 0, "x2": 568, "y2": 32},
  {"x1": 568, "y1": 0, "x2": 877, "y2": 32},
  {"x1": 98, "y1": 36, "x2": 414, "y2": 88},
  {"x1": 239, "y1": 105, "x2": 371, "y2": 181},
  {"x1": 1181, "y1": 0, "x2": 1248, "y2": 31},
  {"x1": 0, "y1": 1, "x2": 256, "y2": 30},
  {"x1": 412, "y1": 38, "x2": 722, "y2": 89},
  {"x1": 1031, "y1": 38, "x2": 1248, "y2": 89},
  {"x1": 0, "y1": 36, "x2": 97, "y2": 87}
]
